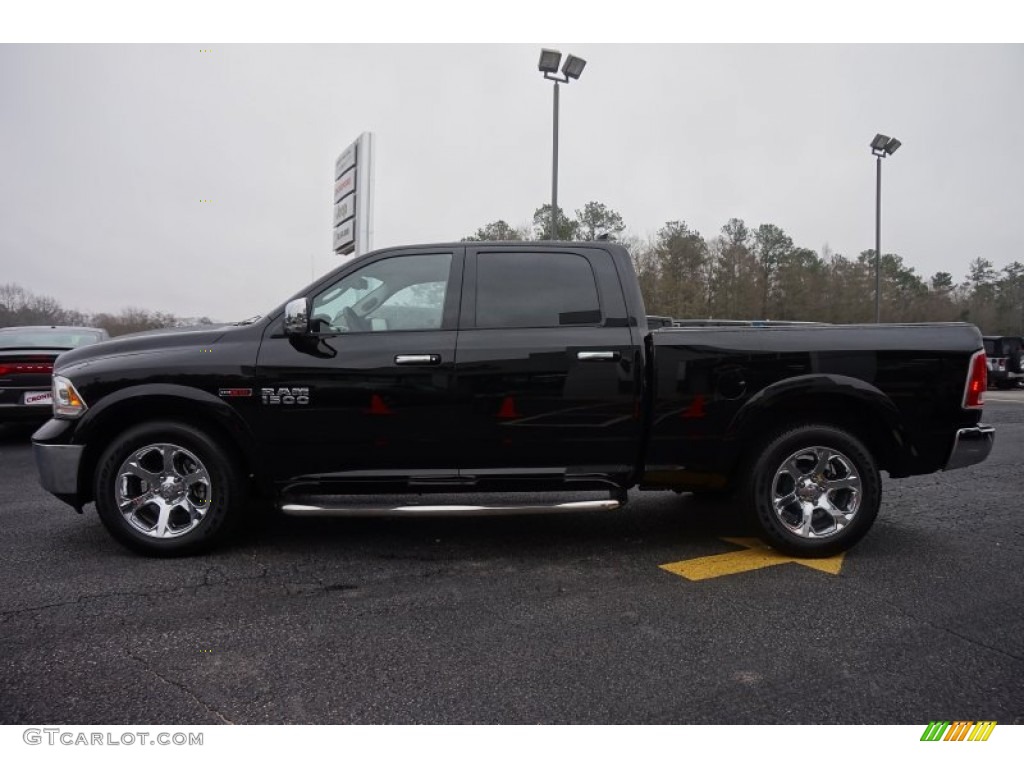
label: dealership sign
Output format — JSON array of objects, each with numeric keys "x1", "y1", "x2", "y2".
[
  {"x1": 333, "y1": 197, "x2": 355, "y2": 227},
  {"x1": 332, "y1": 132, "x2": 374, "y2": 257},
  {"x1": 333, "y1": 219, "x2": 355, "y2": 251},
  {"x1": 333, "y1": 167, "x2": 355, "y2": 204},
  {"x1": 334, "y1": 144, "x2": 356, "y2": 179}
]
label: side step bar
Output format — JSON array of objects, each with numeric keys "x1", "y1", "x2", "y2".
[{"x1": 280, "y1": 499, "x2": 622, "y2": 518}]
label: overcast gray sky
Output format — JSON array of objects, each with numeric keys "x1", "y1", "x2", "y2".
[{"x1": 1, "y1": 44, "x2": 1022, "y2": 320}]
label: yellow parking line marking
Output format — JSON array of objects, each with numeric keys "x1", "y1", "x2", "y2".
[{"x1": 659, "y1": 537, "x2": 845, "y2": 581}]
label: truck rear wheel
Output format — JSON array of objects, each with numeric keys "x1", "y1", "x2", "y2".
[
  {"x1": 743, "y1": 424, "x2": 881, "y2": 557},
  {"x1": 93, "y1": 421, "x2": 245, "y2": 556}
]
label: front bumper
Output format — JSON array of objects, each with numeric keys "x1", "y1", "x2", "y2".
[
  {"x1": 944, "y1": 424, "x2": 995, "y2": 471},
  {"x1": 33, "y1": 441, "x2": 84, "y2": 496}
]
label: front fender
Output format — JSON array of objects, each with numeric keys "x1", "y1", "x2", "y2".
[
  {"x1": 76, "y1": 383, "x2": 247, "y2": 437},
  {"x1": 71, "y1": 384, "x2": 265, "y2": 496}
]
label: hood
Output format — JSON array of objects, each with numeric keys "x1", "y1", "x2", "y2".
[{"x1": 54, "y1": 324, "x2": 235, "y2": 370}]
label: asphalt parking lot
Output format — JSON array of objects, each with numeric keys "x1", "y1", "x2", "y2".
[{"x1": 1, "y1": 397, "x2": 1022, "y2": 725}]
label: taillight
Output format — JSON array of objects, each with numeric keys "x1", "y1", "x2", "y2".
[
  {"x1": 963, "y1": 350, "x2": 987, "y2": 409},
  {"x1": 0, "y1": 361, "x2": 54, "y2": 376}
]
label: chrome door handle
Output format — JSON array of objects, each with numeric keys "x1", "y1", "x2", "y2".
[
  {"x1": 395, "y1": 354, "x2": 441, "y2": 365},
  {"x1": 577, "y1": 351, "x2": 620, "y2": 362}
]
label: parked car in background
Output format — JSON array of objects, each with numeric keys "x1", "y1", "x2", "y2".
[
  {"x1": 0, "y1": 326, "x2": 109, "y2": 423},
  {"x1": 983, "y1": 335, "x2": 1024, "y2": 389}
]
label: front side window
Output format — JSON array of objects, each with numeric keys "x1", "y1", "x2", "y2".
[
  {"x1": 475, "y1": 252, "x2": 601, "y2": 329},
  {"x1": 310, "y1": 253, "x2": 452, "y2": 333}
]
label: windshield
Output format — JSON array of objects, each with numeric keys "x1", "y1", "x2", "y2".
[{"x1": 0, "y1": 329, "x2": 105, "y2": 349}]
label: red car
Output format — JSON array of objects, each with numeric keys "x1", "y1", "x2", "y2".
[{"x1": 0, "y1": 326, "x2": 109, "y2": 423}]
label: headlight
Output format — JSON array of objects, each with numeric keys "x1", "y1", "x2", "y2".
[{"x1": 53, "y1": 375, "x2": 88, "y2": 418}]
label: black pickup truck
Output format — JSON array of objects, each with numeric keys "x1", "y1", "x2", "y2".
[{"x1": 33, "y1": 242, "x2": 994, "y2": 557}]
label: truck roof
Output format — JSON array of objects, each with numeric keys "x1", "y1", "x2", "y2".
[{"x1": 365, "y1": 241, "x2": 629, "y2": 250}]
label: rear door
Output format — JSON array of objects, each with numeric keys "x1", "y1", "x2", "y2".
[{"x1": 453, "y1": 246, "x2": 641, "y2": 482}]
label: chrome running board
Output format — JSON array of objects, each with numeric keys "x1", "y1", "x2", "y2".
[{"x1": 280, "y1": 499, "x2": 622, "y2": 517}]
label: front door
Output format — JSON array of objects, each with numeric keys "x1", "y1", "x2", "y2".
[{"x1": 255, "y1": 248, "x2": 464, "y2": 484}]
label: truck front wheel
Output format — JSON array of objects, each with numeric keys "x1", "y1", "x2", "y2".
[
  {"x1": 93, "y1": 421, "x2": 245, "y2": 556},
  {"x1": 744, "y1": 424, "x2": 881, "y2": 557}
]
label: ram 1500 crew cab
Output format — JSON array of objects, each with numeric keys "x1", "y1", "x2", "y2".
[{"x1": 33, "y1": 242, "x2": 994, "y2": 557}]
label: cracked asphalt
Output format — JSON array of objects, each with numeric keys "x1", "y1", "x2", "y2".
[{"x1": 1, "y1": 401, "x2": 1022, "y2": 724}]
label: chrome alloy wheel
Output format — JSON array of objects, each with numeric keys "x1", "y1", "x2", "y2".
[
  {"x1": 114, "y1": 443, "x2": 212, "y2": 539},
  {"x1": 771, "y1": 445, "x2": 862, "y2": 539}
]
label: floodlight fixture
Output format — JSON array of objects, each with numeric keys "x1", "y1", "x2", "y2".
[
  {"x1": 884, "y1": 137, "x2": 902, "y2": 155},
  {"x1": 562, "y1": 54, "x2": 587, "y2": 80},
  {"x1": 538, "y1": 49, "x2": 562, "y2": 74}
]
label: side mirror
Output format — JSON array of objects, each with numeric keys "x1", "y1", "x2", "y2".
[{"x1": 284, "y1": 298, "x2": 310, "y2": 335}]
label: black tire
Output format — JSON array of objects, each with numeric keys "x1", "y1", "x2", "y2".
[
  {"x1": 742, "y1": 424, "x2": 881, "y2": 557},
  {"x1": 93, "y1": 421, "x2": 246, "y2": 556}
]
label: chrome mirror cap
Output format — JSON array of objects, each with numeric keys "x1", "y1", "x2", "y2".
[{"x1": 283, "y1": 298, "x2": 309, "y2": 335}]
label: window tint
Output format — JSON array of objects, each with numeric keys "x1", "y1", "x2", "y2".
[
  {"x1": 311, "y1": 253, "x2": 451, "y2": 333},
  {"x1": 475, "y1": 252, "x2": 601, "y2": 329}
]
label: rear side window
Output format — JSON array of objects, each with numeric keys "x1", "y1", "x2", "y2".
[{"x1": 475, "y1": 252, "x2": 601, "y2": 329}]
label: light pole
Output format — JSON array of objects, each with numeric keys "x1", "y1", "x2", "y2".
[
  {"x1": 538, "y1": 49, "x2": 586, "y2": 240},
  {"x1": 870, "y1": 133, "x2": 901, "y2": 323}
]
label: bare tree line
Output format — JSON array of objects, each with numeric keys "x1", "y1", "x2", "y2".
[
  {"x1": 0, "y1": 283, "x2": 214, "y2": 337},
  {"x1": 464, "y1": 203, "x2": 1024, "y2": 335},
  {"x1": 4, "y1": 203, "x2": 1022, "y2": 337}
]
